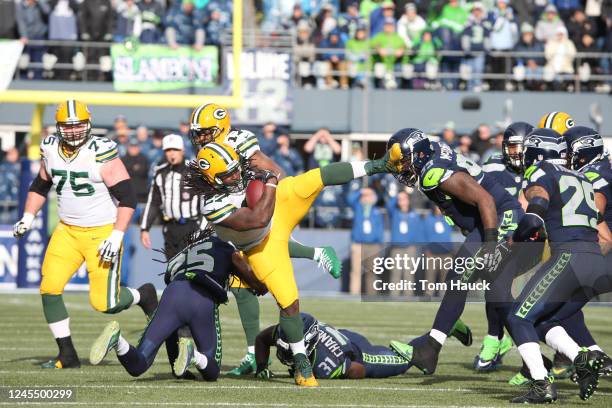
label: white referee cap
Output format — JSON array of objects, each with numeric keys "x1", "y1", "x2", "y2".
[{"x1": 162, "y1": 134, "x2": 184, "y2": 151}]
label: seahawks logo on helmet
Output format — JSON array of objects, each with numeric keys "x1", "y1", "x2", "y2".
[
  {"x1": 403, "y1": 131, "x2": 425, "y2": 150},
  {"x1": 198, "y1": 159, "x2": 211, "y2": 170},
  {"x1": 525, "y1": 136, "x2": 542, "y2": 147},
  {"x1": 213, "y1": 109, "x2": 227, "y2": 120}
]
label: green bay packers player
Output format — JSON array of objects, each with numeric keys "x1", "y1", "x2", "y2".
[
  {"x1": 189, "y1": 103, "x2": 341, "y2": 376},
  {"x1": 181, "y1": 142, "x2": 398, "y2": 386},
  {"x1": 538, "y1": 111, "x2": 574, "y2": 135},
  {"x1": 13, "y1": 100, "x2": 158, "y2": 369}
]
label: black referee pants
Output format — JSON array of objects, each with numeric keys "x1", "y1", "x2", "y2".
[{"x1": 162, "y1": 220, "x2": 199, "y2": 260}]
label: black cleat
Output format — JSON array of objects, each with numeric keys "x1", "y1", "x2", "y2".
[
  {"x1": 510, "y1": 376, "x2": 557, "y2": 404},
  {"x1": 594, "y1": 350, "x2": 612, "y2": 376},
  {"x1": 137, "y1": 283, "x2": 158, "y2": 319},
  {"x1": 409, "y1": 334, "x2": 442, "y2": 375},
  {"x1": 42, "y1": 336, "x2": 81, "y2": 369},
  {"x1": 573, "y1": 349, "x2": 603, "y2": 400}
]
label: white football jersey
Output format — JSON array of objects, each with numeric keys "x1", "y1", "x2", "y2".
[
  {"x1": 219, "y1": 129, "x2": 260, "y2": 160},
  {"x1": 201, "y1": 190, "x2": 271, "y2": 251},
  {"x1": 40, "y1": 135, "x2": 119, "y2": 227}
]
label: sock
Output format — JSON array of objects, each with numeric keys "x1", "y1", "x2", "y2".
[
  {"x1": 288, "y1": 239, "x2": 316, "y2": 260},
  {"x1": 193, "y1": 350, "x2": 208, "y2": 369},
  {"x1": 247, "y1": 346, "x2": 255, "y2": 354},
  {"x1": 290, "y1": 340, "x2": 307, "y2": 356},
  {"x1": 350, "y1": 161, "x2": 368, "y2": 178},
  {"x1": 41, "y1": 294, "x2": 69, "y2": 324},
  {"x1": 588, "y1": 345, "x2": 603, "y2": 352},
  {"x1": 127, "y1": 287, "x2": 140, "y2": 305},
  {"x1": 279, "y1": 313, "x2": 305, "y2": 343},
  {"x1": 518, "y1": 342, "x2": 549, "y2": 380},
  {"x1": 545, "y1": 326, "x2": 580, "y2": 360},
  {"x1": 485, "y1": 302, "x2": 504, "y2": 338},
  {"x1": 56, "y1": 336, "x2": 78, "y2": 359},
  {"x1": 320, "y1": 162, "x2": 358, "y2": 185},
  {"x1": 48, "y1": 318, "x2": 70, "y2": 338},
  {"x1": 116, "y1": 335, "x2": 129, "y2": 356},
  {"x1": 231, "y1": 288, "x2": 260, "y2": 347},
  {"x1": 104, "y1": 287, "x2": 134, "y2": 314},
  {"x1": 430, "y1": 329, "x2": 447, "y2": 346}
]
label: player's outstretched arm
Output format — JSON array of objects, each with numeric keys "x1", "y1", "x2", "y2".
[
  {"x1": 254, "y1": 325, "x2": 276, "y2": 375},
  {"x1": 14, "y1": 165, "x2": 52, "y2": 237},
  {"x1": 219, "y1": 179, "x2": 278, "y2": 231},
  {"x1": 231, "y1": 251, "x2": 267, "y2": 295}
]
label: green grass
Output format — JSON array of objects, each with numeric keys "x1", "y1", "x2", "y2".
[{"x1": 1, "y1": 293, "x2": 612, "y2": 407}]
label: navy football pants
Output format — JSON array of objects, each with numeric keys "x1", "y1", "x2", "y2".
[{"x1": 341, "y1": 330, "x2": 411, "y2": 378}]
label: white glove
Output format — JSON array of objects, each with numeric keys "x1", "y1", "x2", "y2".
[
  {"x1": 13, "y1": 213, "x2": 35, "y2": 238},
  {"x1": 97, "y1": 229, "x2": 125, "y2": 263}
]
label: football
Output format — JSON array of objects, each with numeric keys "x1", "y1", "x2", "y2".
[{"x1": 246, "y1": 179, "x2": 265, "y2": 209}]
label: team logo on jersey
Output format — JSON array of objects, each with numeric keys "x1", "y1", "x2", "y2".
[
  {"x1": 198, "y1": 158, "x2": 211, "y2": 170},
  {"x1": 213, "y1": 109, "x2": 227, "y2": 120}
]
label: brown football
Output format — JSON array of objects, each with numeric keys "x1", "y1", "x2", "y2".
[{"x1": 246, "y1": 179, "x2": 265, "y2": 209}]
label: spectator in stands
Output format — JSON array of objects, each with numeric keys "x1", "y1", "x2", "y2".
[
  {"x1": 397, "y1": 3, "x2": 427, "y2": 48},
  {"x1": 282, "y1": 3, "x2": 310, "y2": 34},
  {"x1": 0, "y1": 147, "x2": 20, "y2": 224},
  {"x1": 346, "y1": 25, "x2": 370, "y2": 88},
  {"x1": 107, "y1": 114, "x2": 129, "y2": 141},
  {"x1": 48, "y1": 0, "x2": 79, "y2": 80},
  {"x1": 314, "y1": 184, "x2": 347, "y2": 228},
  {"x1": 514, "y1": 22, "x2": 545, "y2": 90},
  {"x1": 370, "y1": 18, "x2": 407, "y2": 89},
  {"x1": 114, "y1": 0, "x2": 142, "y2": 42},
  {"x1": 79, "y1": 0, "x2": 113, "y2": 78},
  {"x1": 347, "y1": 187, "x2": 385, "y2": 295},
  {"x1": 567, "y1": 9, "x2": 597, "y2": 46},
  {"x1": 135, "y1": 125, "x2": 152, "y2": 158},
  {"x1": 320, "y1": 28, "x2": 348, "y2": 89},
  {"x1": 481, "y1": 129, "x2": 503, "y2": 163},
  {"x1": 176, "y1": 120, "x2": 194, "y2": 159},
  {"x1": 304, "y1": 127, "x2": 341, "y2": 169},
  {"x1": 164, "y1": 0, "x2": 204, "y2": 50},
  {"x1": 436, "y1": 24, "x2": 463, "y2": 90},
  {"x1": 273, "y1": 133, "x2": 304, "y2": 177},
  {"x1": 146, "y1": 130, "x2": 164, "y2": 170},
  {"x1": 261, "y1": 0, "x2": 294, "y2": 32},
  {"x1": 370, "y1": 0, "x2": 396, "y2": 37},
  {"x1": 257, "y1": 122, "x2": 278, "y2": 156},
  {"x1": 510, "y1": 0, "x2": 534, "y2": 26},
  {"x1": 0, "y1": 0, "x2": 18, "y2": 38},
  {"x1": 16, "y1": 0, "x2": 50, "y2": 80},
  {"x1": 312, "y1": 3, "x2": 337, "y2": 45},
  {"x1": 360, "y1": 0, "x2": 380, "y2": 19},
  {"x1": 441, "y1": 121, "x2": 457, "y2": 146},
  {"x1": 545, "y1": 25, "x2": 576, "y2": 90},
  {"x1": 423, "y1": 205, "x2": 453, "y2": 297},
  {"x1": 458, "y1": 133, "x2": 480, "y2": 162},
  {"x1": 338, "y1": 1, "x2": 365, "y2": 42},
  {"x1": 434, "y1": 0, "x2": 469, "y2": 34},
  {"x1": 295, "y1": 20, "x2": 317, "y2": 88},
  {"x1": 461, "y1": 2, "x2": 491, "y2": 91},
  {"x1": 411, "y1": 29, "x2": 442, "y2": 89},
  {"x1": 553, "y1": 0, "x2": 581, "y2": 22},
  {"x1": 122, "y1": 136, "x2": 150, "y2": 221},
  {"x1": 204, "y1": 3, "x2": 231, "y2": 46},
  {"x1": 116, "y1": 127, "x2": 131, "y2": 157},
  {"x1": 386, "y1": 190, "x2": 424, "y2": 294},
  {"x1": 535, "y1": 4, "x2": 566, "y2": 42},
  {"x1": 138, "y1": 0, "x2": 164, "y2": 44},
  {"x1": 471, "y1": 123, "x2": 492, "y2": 157},
  {"x1": 488, "y1": 0, "x2": 519, "y2": 90}
]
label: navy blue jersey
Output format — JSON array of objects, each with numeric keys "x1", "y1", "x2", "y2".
[
  {"x1": 482, "y1": 154, "x2": 524, "y2": 199},
  {"x1": 418, "y1": 142, "x2": 520, "y2": 232},
  {"x1": 582, "y1": 160, "x2": 612, "y2": 231},
  {"x1": 524, "y1": 161, "x2": 598, "y2": 244}
]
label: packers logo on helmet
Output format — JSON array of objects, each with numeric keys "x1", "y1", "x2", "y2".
[
  {"x1": 55, "y1": 99, "x2": 92, "y2": 148},
  {"x1": 196, "y1": 142, "x2": 245, "y2": 193},
  {"x1": 538, "y1": 112, "x2": 574, "y2": 135},
  {"x1": 190, "y1": 103, "x2": 231, "y2": 148}
]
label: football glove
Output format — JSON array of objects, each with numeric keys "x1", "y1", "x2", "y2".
[
  {"x1": 13, "y1": 213, "x2": 35, "y2": 238},
  {"x1": 98, "y1": 229, "x2": 124, "y2": 263}
]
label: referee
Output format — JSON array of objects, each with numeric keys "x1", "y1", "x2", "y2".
[{"x1": 140, "y1": 134, "x2": 203, "y2": 259}]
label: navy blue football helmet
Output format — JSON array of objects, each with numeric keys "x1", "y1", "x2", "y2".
[
  {"x1": 503, "y1": 122, "x2": 533, "y2": 173},
  {"x1": 275, "y1": 313, "x2": 320, "y2": 366},
  {"x1": 387, "y1": 128, "x2": 433, "y2": 187},
  {"x1": 564, "y1": 126, "x2": 604, "y2": 171},
  {"x1": 523, "y1": 128, "x2": 568, "y2": 168}
]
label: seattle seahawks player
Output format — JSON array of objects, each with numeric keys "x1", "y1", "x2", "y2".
[
  {"x1": 254, "y1": 313, "x2": 472, "y2": 380},
  {"x1": 506, "y1": 128, "x2": 612, "y2": 403},
  {"x1": 89, "y1": 229, "x2": 266, "y2": 380},
  {"x1": 474, "y1": 121, "x2": 534, "y2": 372},
  {"x1": 387, "y1": 128, "x2": 523, "y2": 375}
]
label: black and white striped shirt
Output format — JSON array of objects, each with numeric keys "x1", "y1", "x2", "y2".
[{"x1": 140, "y1": 160, "x2": 202, "y2": 230}]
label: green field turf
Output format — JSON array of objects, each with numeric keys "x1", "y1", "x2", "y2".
[{"x1": 1, "y1": 293, "x2": 611, "y2": 407}]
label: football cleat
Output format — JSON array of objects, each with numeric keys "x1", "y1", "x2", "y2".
[
  {"x1": 510, "y1": 376, "x2": 557, "y2": 404},
  {"x1": 550, "y1": 351, "x2": 575, "y2": 379},
  {"x1": 228, "y1": 352, "x2": 257, "y2": 376},
  {"x1": 474, "y1": 336, "x2": 500, "y2": 372},
  {"x1": 595, "y1": 351, "x2": 612, "y2": 376},
  {"x1": 493, "y1": 335, "x2": 513, "y2": 367},
  {"x1": 573, "y1": 349, "x2": 605, "y2": 400},
  {"x1": 137, "y1": 283, "x2": 158, "y2": 319},
  {"x1": 89, "y1": 321, "x2": 120, "y2": 365},
  {"x1": 40, "y1": 356, "x2": 81, "y2": 369},
  {"x1": 391, "y1": 334, "x2": 440, "y2": 375},
  {"x1": 509, "y1": 372, "x2": 530, "y2": 386},
  {"x1": 317, "y1": 246, "x2": 342, "y2": 279},
  {"x1": 449, "y1": 319, "x2": 472, "y2": 347},
  {"x1": 173, "y1": 337, "x2": 195, "y2": 378},
  {"x1": 389, "y1": 340, "x2": 414, "y2": 362},
  {"x1": 293, "y1": 353, "x2": 319, "y2": 387}
]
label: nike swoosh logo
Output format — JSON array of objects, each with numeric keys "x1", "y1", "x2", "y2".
[{"x1": 477, "y1": 360, "x2": 492, "y2": 368}]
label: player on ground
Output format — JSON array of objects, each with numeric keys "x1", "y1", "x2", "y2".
[
  {"x1": 505, "y1": 128, "x2": 612, "y2": 403},
  {"x1": 89, "y1": 229, "x2": 266, "y2": 379},
  {"x1": 386, "y1": 128, "x2": 522, "y2": 375},
  {"x1": 13, "y1": 100, "x2": 158, "y2": 369},
  {"x1": 255, "y1": 313, "x2": 471, "y2": 380},
  {"x1": 185, "y1": 141, "x2": 398, "y2": 386},
  {"x1": 189, "y1": 103, "x2": 341, "y2": 375}
]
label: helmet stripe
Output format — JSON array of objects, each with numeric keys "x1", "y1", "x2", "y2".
[
  {"x1": 207, "y1": 143, "x2": 233, "y2": 165},
  {"x1": 67, "y1": 100, "x2": 76, "y2": 119},
  {"x1": 192, "y1": 104, "x2": 209, "y2": 126},
  {"x1": 545, "y1": 112, "x2": 557, "y2": 128}
]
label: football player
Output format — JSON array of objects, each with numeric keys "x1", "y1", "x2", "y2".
[
  {"x1": 538, "y1": 111, "x2": 574, "y2": 135},
  {"x1": 187, "y1": 141, "x2": 398, "y2": 386},
  {"x1": 386, "y1": 129, "x2": 523, "y2": 375},
  {"x1": 189, "y1": 104, "x2": 341, "y2": 376},
  {"x1": 255, "y1": 313, "x2": 471, "y2": 380},
  {"x1": 13, "y1": 100, "x2": 158, "y2": 369},
  {"x1": 506, "y1": 128, "x2": 612, "y2": 403},
  {"x1": 89, "y1": 229, "x2": 266, "y2": 380}
]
